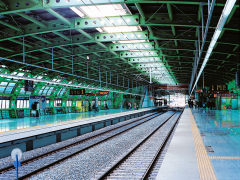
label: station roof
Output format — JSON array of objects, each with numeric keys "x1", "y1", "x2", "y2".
[{"x1": 0, "y1": 0, "x2": 239, "y2": 89}]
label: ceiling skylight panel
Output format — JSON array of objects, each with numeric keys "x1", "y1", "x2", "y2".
[
  {"x1": 81, "y1": 4, "x2": 126, "y2": 18},
  {"x1": 103, "y1": 26, "x2": 138, "y2": 33},
  {"x1": 119, "y1": 40, "x2": 146, "y2": 43}
]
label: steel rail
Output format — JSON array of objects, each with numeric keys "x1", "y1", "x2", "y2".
[
  {"x1": 97, "y1": 109, "x2": 181, "y2": 180},
  {"x1": 13, "y1": 111, "x2": 167, "y2": 179},
  {"x1": 142, "y1": 108, "x2": 184, "y2": 179},
  {"x1": 0, "y1": 111, "x2": 161, "y2": 174}
]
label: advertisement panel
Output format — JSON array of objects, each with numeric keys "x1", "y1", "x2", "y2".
[{"x1": 29, "y1": 96, "x2": 46, "y2": 110}]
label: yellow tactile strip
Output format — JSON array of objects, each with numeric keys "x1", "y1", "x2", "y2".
[
  {"x1": 189, "y1": 109, "x2": 217, "y2": 180},
  {"x1": 209, "y1": 156, "x2": 240, "y2": 159}
]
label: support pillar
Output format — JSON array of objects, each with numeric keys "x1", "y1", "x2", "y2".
[
  {"x1": 52, "y1": 47, "x2": 54, "y2": 70},
  {"x1": 23, "y1": 35, "x2": 25, "y2": 63}
]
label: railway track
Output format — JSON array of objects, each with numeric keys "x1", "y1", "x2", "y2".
[
  {"x1": 0, "y1": 111, "x2": 168, "y2": 179},
  {"x1": 94, "y1": 108, "x2": 184, "y2": 180}
]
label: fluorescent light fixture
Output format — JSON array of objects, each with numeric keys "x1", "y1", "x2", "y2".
[
  {"x1": 80, "y1": 4, "x2": 126, "y2": 18},
  {"x1": 101, "y1": 20, "x2": 105, "y2": 24},
  {"x1": 209, "y1": 40, "x2": 216, "y2": 48},
  {"x1": 70, "y1": 7, "x2": 84, "y2": 17},
  {"x1": 119, "y1": 40, "x2": 146, "y2": 43},
  {"x1": 103, "y1": 26, "x2": 138, "y2": 33},
  {"x1": 213, "y1": 29, "x2": 221, "y2": 40},
  {"x1": 222, "y1": 0, "x2": 236, "y2": 17}
]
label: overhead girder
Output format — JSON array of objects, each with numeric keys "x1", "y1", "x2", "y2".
[
  {"x1": 0, "y1": 15, "x2": 238, "y2": 44},
  {"x1": 0, "y1": 0, "x2": 234, "y2": 15}
]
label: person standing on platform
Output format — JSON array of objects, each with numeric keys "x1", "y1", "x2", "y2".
[
  {"x1": 190, "y1": 100, "x2": 193, "y2": 108},
  {"x1": 209, "y1": 100, "x2": 213, "y2": 110},
  {"x1": 129, "y1": 102, "x2": 131, "y2": 110},
  {"x1": 137, "y1": 103, "x2": 139, "y2": 110},
  {"x1": 188, "y1": 99, "x2": 191, "y2": 107}
]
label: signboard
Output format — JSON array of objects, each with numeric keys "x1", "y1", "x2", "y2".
[
  {"x1": 196, "y1": 89, "x2": 203, "y2": 92},
  {"x1": 69, "y1": 89, "x2": 85, "y2": 95},
  {"x1": 150, "y1": 97, "x2": 154, "y2": 99},
  {"x1": 30, "y1": 96, "x2": 46, "y2": 110},
  {"x1": 136, "y1": 96, "x2": 141, "y2": 100},
  {"x1": 210, "y1": 85, "x2": 228, "y2": 91},
  {"x1": 98, "y1": 91, "x2": 109, "y2": 95},
  {"x1": 24, "y1": 80, "x2": 34, "y2": 92},
  {"x1": 208, "y1": 91, "x2": 229, "y2": 94},
  {"x1": 220, "y1": 93, "x2": 238, "y2": 98},
  {"x1": 123, "y1": 95, "x2": 134, "y2": 98},
  {"x1": 86, "y1": 93, "x2": 104, "y2": 97}
]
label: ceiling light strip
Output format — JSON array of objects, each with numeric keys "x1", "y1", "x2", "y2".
[{"x1": 76, "y1": 1, "x2": 174, "y2": 83}]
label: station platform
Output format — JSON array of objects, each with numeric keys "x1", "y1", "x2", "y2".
[
  {"x1": 156, "y1": 106, "x2": 240, "y2": 180},
  {"x1": 0, "y1": 108, "x2": 144, "y2": 133},
  {"x1": 0, "y1": 107, "x2": 158, "y2": 158}
]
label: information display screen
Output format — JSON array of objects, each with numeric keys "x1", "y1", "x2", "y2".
[
  {"x1": 69, "y1": 89, "x2": 85, "y2": 95},
  {"x1": 210, "y1": 85, "x2": 228, "y2": 91},
  {"x1": 123, "y1": 95, "x2": 134, "y2": 98},
  {"x1": 135, "y1": 96, "x2": 141, "y2": 100}
]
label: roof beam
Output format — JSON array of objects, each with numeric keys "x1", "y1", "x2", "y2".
[
  {"x1": 167, "y1": 3, "x2": 173, "y2": 21},
  {"x1": 0, "y1": 1, "x2": 234, "y2": 15}
]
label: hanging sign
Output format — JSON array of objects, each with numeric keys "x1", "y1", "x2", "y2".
[
  {"x1": 86, "y1": 93, "x2": 104, "y2": 96},
  {"x1": 210, "y1": 85, "x2": 228, "y2": 91},
  {"x1": 220, "y1": 93, "x2": 238, "y2": 98},
  {"x1": 24, "y1": 80, "x2": 34, "y2": 92},
  {"x1": 69, "y1": 89, "x2": 85, "y2": 95},
  {"x1": 123, "y1": 95, "x2": 134, "y2": 98},
  {"x1": 208, "y1": 91, "x2": 229, "y2": 94},
  {"x1": 150, "y1": 97, "x2": 154, "y2": 99},
  {"x1": 135, "y1": 96, "x2": 141, "y2": 100},
  {"x1": 98, "y1": 91, "x2": 109, "y2": 95}
]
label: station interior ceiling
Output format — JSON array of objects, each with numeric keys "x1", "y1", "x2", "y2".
[{"x1": 0, "y1": 0, "x2": 239, "y2": 94}]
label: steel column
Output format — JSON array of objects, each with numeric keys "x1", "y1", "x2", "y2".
[
  {"x1": 150, "y1": 68, "x2": 152, "y2": 83},
  {"x1": 110, "y1": 71, "x2": 111, "y2": 84},
  {"x1": 128, "y1": 79, "x2": 129, "y2": 88},
  {"x1": 72, "y1": 55, "x2": 73, "y2": 74},
  {"x1": 117, "y1": 74, "x2": 118, "y2": 86},
  {"x1": 123, "y1": 76, "x2": 124, "y2": 87},
  {"x1": 22, "y1": 35, "x2": 25, "y2": 63},
  {"x1": 203, "y1": 70, "x2": 204, "y2": 89},
  {"x1": 87, "y1": 62, "x2": 88, "y2": 78},
  {"x1": 99, "y1": 67, "x2": 101, "y2": 88},
  {"x1": 52, "y1": 47, "x2": 53, "y2": 70},
  {"x1": 201, "y1": 3, "x2": 204, "y2": 40},
  {"x1": 106, "y1": 71, "x2": 107, "y2": 88},
  {"x1": 198, "y1": 26, "x2": 200, "y2": 57}
]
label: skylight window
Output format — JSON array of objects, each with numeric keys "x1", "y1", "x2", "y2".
[
  {"x1": 103, "y1": 26, "x2": 138, "y2": 33},
  {"x1": 81, "y1": 4, "x2": 126, "y2": 18},
  {"x1": 119, "y1": 40, "x2": 146, "y2": 43},
  {"x1": 70, "y1": 7, "x2": 84, "y2": 17}
]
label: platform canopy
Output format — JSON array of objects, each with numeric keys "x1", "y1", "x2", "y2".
[{"x1": 0, "y1": 0, "x2": 238, "y2": 91}]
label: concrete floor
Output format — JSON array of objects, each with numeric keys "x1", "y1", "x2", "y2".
[
  {"x1": 156, "y1": 107, "x2": 200, "y2": 180},
  {"x1": 191, "y1": 107, "x2": 240, "y2": 180}
]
